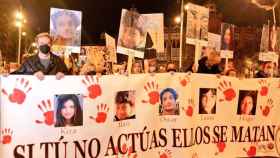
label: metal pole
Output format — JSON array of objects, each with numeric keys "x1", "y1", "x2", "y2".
[
  {"x1": 17, "y1": 24, "x2": 22, "y2": 64},
  {"x1": 179, "y1": 0, "x2": 187, "y2": 70},
  {"x1": 273, "y1": 7, "x2": 276, "y2": 25}
]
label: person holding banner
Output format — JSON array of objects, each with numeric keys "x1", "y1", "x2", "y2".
[
  {"x1": 11, "y1": 33, "x2": 69, "y2": 80},
  {"x1": 159, "y1": 88, "x2": 179, "y2": 115},
  {"x1": 197, "y1": 49, "x2": 221, "y2": 74},
  {"x1": 55, "y1": 94, "x2": 83, "y2": 127}
]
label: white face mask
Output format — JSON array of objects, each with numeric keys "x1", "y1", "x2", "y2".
[{"x1": 149, "y1": 66, "x2": 156, "y2": 73}]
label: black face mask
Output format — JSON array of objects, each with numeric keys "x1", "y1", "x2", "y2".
[{"x1": 39, "y1": 44, "x2": 50, "y2": 54}]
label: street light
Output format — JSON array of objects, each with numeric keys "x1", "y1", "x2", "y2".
[
  {"x1": 174, "y1": 16, "x2": 181, "y2": 24},
  {"x1": 184, "y1": 4, "x2": 190, "y2": 10},
  {"x1": 15, "y1": 10, "x2": 26, "y2": 64},
  {"x1": 15, "y1": 11, "x2": 23, "y2": 20}
]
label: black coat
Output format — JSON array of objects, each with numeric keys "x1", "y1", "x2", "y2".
[
  {"x1": 197, "y1": 57, "x2": 221, "y2": 74},
  {"x1": 12, "y1": 53, "x2": 69, "y2": 75}
]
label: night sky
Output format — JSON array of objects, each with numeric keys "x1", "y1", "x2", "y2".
[{"x1": 3, "y1": 0, "x2": 280, "y2": 45}]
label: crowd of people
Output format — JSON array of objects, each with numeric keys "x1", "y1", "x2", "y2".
[{"x1": 1, "y1": 32, "x2": 279, "y2": 80}]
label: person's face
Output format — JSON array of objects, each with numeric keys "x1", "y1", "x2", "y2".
[
  {"x1": 56, "y1": 14, "x2": 76, "y2": 39},
  {"x1": 201, "y1": 90, "x2": 216, "y2": 113},
  {"x1": 207, "y1": 52, "x2": 220, "y2": 66},
  {"x1": 167, "y1": 63, "x2": 176, "y2": 72},
  {"x1": 122, "y1": 27, "x2": 141, "y2": 48},
  {"x1": 116, "y1": 103, "x2": 128, "y2": 120},
  {"x1": 227, "y1": 61, "x2": 234, "y2": 69},
  {"x1": 228, "y1": 70, "x2": 237, "y2": 77},
  {"x1": 162, "y1": 92, "x2": 176, "y2": 111},
  {"x1": 37, "y1": 36, "x2": 52, "y2": 48},
  {"x1": 132, "y1": 63, "x2": 141, "y2": 74},
  {"x1": 241, "y1": 96, "x2": 253, "y2": 115},
  {"x1": 264, "y1": 63, "x2": 274, "y2": 76},
  {"x1": 224, "y1": 28, "x2": 231, "y2": 45},
  {"x1": 148, "y1": 59, "x2": 157, "y2": 73},
  {"x1": 61, "y1": 99, "x2": 76, "y2": 120}
]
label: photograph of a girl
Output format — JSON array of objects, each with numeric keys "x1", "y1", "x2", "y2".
[
  {"x1": 114, "y1": 91, "x2": 136, "y2": 121},
  {"x1": 159, "y1": 88, "x2": 179, "y2": 116},
  {"x1": 118, "y1": 9, "x2": 147, "y2": 51},
  {"x1": 55, "y1": 94, "x2": 83, "y2": 127},
  {"x1": 237, "y1": 91, "x2": 257, "y2": 115},
  {"x1": 221, "y1": 23, "x2": 234, "y2": 51},
  {"x1": 50, "y1": 8, "x2": 82, "y2": 47},
  {"x1": 199, "y1": 88, "x2": 216, "y2": 114}
]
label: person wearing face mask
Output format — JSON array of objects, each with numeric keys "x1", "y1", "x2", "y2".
[
  {"x1": 11, "y1": 32, "x2": 69, "y2": 80},
  {"x1": 255, "y1": 61, "x2": 277, "y2": 78},
  {"x1": 166, "y1": 62, "x2": 177, "y2": 73}
]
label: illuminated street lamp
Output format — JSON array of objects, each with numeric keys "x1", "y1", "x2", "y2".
[
  {"x1": 184, "y1": 4, "x2": 189, "y2": 10},
  {"x1": 174, "y1": 16, "x2": 181, "y2": 24},
  {"x1": 15, "y1": 10, "x2": 26, "y2": 64}
]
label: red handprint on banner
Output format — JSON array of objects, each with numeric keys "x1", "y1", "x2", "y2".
[
  {"x1": 259, "y1": 79, "x2": 270, "y2": 96},
  {"x1": 159, "y1": 149, "x2": 172, "y2": 158},
  {"x1": 182, "y1": 99, "x2": 194, "y2": 117},
  {"x1": 179, "y1": 75, "x2": 190, "y2": 87},
  {"x1": 260, "y1": 98, "x2": 274, "y2": 117},
  {"x1": 35, "y1": 99, "x2": 54, "y2": 126},
  {"x1": 142, "y1": 81, "x2": 160, "y2": 105},
  {"x1": 114, "y1": 143, "x2": 137, "y2": 158},
  {"x1": 81, "y1": 75, "x2": 102, "y2": 100},
  {"x1": 214, "y1": 141, "x2": 226, "y2": 155},
  {"x1": 2, "y1": 78, "x2": 32, "y2": 104},
  {"x1": 89, "y1": 103, "x2": 109, "y2": 123},
  {"x1": 1, "y1": 128, "x2": 13, "y2": 144},
  {"x1": 243, "y1": 145, "x2": 257, "y2": 157},
  {"x1": 218, "y1": 80, "x2": 236, "y2": 102}
]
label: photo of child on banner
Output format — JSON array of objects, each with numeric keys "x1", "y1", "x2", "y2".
[
  {"x1": 159, "y1": 88, "x2": 180, "y2": 116},
  {"x1": 50, "y1": 8, "x2": 82, "y2": 55},
  {"x1": 199, "y1": 88, "x2": 216, "y2": 114},
  {"x1": 54, "y1": 94, "x2": 83, "y2": 127},
  {"x1": 114, "y1": 90, "x2": 136, "y2": 121},
  {"x1": 237, "y1": 90, "x2": 258, "y2": 115}
]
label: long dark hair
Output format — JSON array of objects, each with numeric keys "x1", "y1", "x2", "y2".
[
  {"x1": 221, "y1": 24, "x2": 234, "y2": 50},
  {"x1": 199, "y1": 88, "x2": 216, "y2": 114},
  {"x1": 237, "y1": 91, "x2": 257, "y2": 115},
  {"x1": 55, "y1": 94, "x2": 83, "y2": 127}
]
